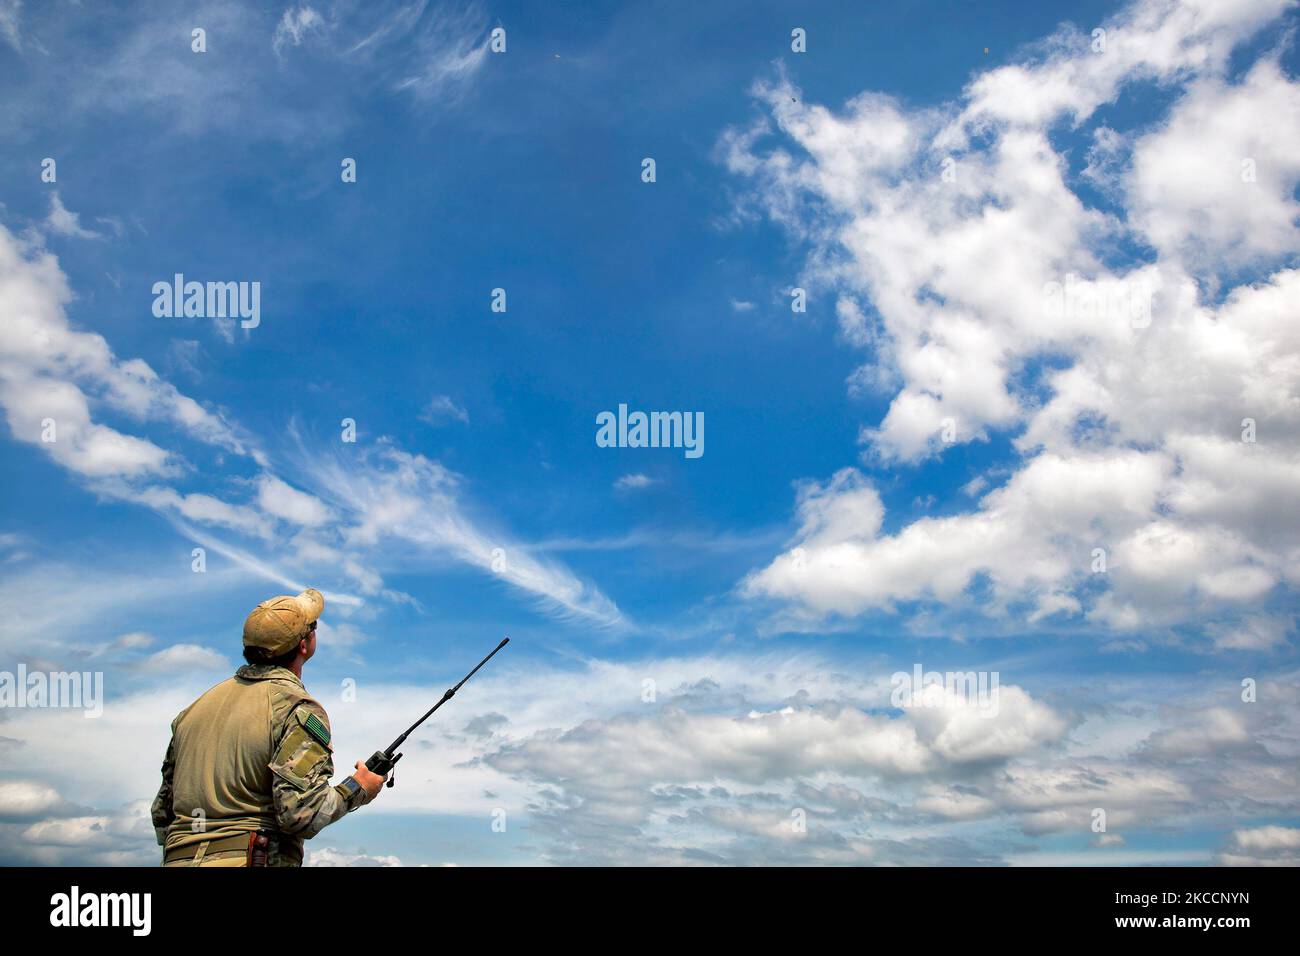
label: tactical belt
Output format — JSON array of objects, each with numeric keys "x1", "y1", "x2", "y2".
[{"x1": 164, "y1": 830, "x2": 303, "y2": 867}]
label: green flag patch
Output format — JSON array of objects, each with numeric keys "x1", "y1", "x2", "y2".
[{"x1": 303, "y1": 711, "x2": 330, "y2": 747}]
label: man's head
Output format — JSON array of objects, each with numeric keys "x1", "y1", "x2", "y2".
[{"x1": 242, "y1": 588, "x2": 324, "y2": 669}]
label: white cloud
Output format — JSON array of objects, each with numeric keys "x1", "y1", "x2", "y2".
[
  {"x1": 0, "y1": 0, "x2": 21, "y2": 53},
  {"x1": 131, "y1": 643, "x2": 227, "y2": 674},
  {"x1": 273, "y1": 4, "x2": 326, "y2": 55},
  {"x1": 470, "y1": 654, "x2": 1300, "y2": 863},
  {"x1": 126, "y1": 485, "x2": 268, "y2": 536},
  {"x1": 1217, "y1": 825, "x2": 1300, "y2": 865},
  {"x1": 0, "y1": 219, "x2": 617, "y2": 630},
  {"x1": 1139, "y1": 706, "x2": 1253, "y2": 758},
  {"x1": 746, "y1": 453, "x2": 1170, "y2": 619},
  {"x1": 0, "y1": 223, "x2": 254, "y2": 481},
  {"x1": 1125, "y1": 56, "x2": 1300, "y2": 272},
  {"x1": 0, "y1": 373, "x2": 173, "y2": 477},
  {"x1": 1207, "y1": 614, "x2": 1293, "y2": 651},
  {"x1": 485, "y1": 667, "x2": 1072, "y2": 861},
  {"x1": 66, "y1": 5, "x2": 276, "y2": 138},
  {"x1": 613, "y1": 473, "x2": 656, "y2": 491},
  {"x1": 493, "y1": 706, "x2": 934, "y2": 785},
  {"x1": 0, "y1": 798, "x2": 157, "y2": 865},
  {"x1": 0, "y1": 558, "x2": 243, "y2": 661},
  {"x1": 344, "y1": 0, "x2": 491, "y2": 102},
  {"x1": 4, "y1": 650, "x2": 1297, "y2": 865},
  {"x1": 0, "y1": 780, "x2": 78, "y2": 822},
  {"x1": 393, "y1": 4, "x2": 489, "y2": 99},
  {"x1": 305, "y1": 846, "x2": 403, "y2": 866},
  {"x1": 256, "y1": 474, "x2": 332, "y2": 527},
  {"x1": 906, "y1": 684, "x2": 1068, "y2": 764},
  {"x1": 949, "y1": 0, "x2": 1286, "y2": 133},
  {"x1": 726, "y1": 0, "x2": 1300, "y2": 634},
  {"x1": 110, "y1": 632, "x2": 155, "y2": 651},
  {"x1": 1228, "y1": 825, "x2": 1300, "y2": 851},
  {"x1": 301, "y1": 443, "x2": 626, "y2": 627},
  {"x1": 44, "y1": 193, "x2": 103, "y2": 241},
  {"x1": 419, "y1": 394, "x2": 469, "y2": 426}
]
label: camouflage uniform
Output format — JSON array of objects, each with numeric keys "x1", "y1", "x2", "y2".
[
  {"x1": 151, "y1": 589, "x2": 369, "y2": 867},
  {"x1": 151, "y1": 663, "x2": 365, "y2": 866}
]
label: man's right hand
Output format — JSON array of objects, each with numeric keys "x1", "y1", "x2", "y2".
[{"x1": 352, "y1": 762, "x2": 386, "y2": 802}]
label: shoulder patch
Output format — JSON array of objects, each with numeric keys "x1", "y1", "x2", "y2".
[{"x1": 303, "y1": 710, "x2": 331, "y2": 747}]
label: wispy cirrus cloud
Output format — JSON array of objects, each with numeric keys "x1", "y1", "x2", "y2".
[
  {"x1": 1, "y1": 1, "x2": 493, "y2": 144},
  {"x1": 0, "y1": 0, "x2": 23, "y2": 53},
  {"x1": 279, "y1": 0, "x2": 493, "y2": 102},
  {"x1": 0, "y1": 217, "x2": 622, "y2": 629},
  {"x1": 297, "y1": 441, "x2": 626, "y2": 627}
]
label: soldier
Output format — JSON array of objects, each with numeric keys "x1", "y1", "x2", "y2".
[{"x1": 150, "y1": 588, "x2": 386, "y2": 866}]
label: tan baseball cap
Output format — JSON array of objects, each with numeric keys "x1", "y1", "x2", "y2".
[{"x1": 242, "y1": 588, "x2": 325, "y2": 655}]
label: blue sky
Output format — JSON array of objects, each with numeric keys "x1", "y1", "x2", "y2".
[{"x1": 1, "y1": 0, "x2": 1299, "y2": 866}]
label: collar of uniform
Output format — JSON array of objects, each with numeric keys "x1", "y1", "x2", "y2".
[{"x1": 235, "y1": 663, "x2": 303, "y2": 686}]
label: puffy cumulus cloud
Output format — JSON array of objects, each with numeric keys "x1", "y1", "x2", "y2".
[
  {"x1": 0, "y1": 780, "x2": 82, "y2": 822},
  {"x1": 1216, "y1": 825, "x2": 1300, "y2": 865},
  {"x1": 0, "y1": 793, "x2": 156, "y2": 866},
  {"x1": 20, "y1": 804, "x2": 147, "y2": 848},
  {"x1": 470, "y1": 658, "x2": 1300, "y2": 865},
  {"x1": 305, "y1": 846, "x2": 404, "y2": 866},
  {"x1": 1126, "y1": 56, "x2": 1300, "y2": 272},
  {"x1": 906, "y1": 684, "x2": 1070, "y2": 764},
  {"x1": 727, "y1": 0, "x2": 1300, "y2": 635},
  {"x1": 4, "y1": 654, "x2": 1298, "y2": 864},
  {"x1": 1138, "y1": 706, "x2": 1261, "y2": 759},
  {"x1": 951, "y1": 0, "x2": 1287, "y2": 132},
  {"x1": 485, "y1": 665, "x2": 1072, "y2": 863},
  {"x1": 492, "y1": 706, "x2": 934, "y2": 786},
  {"x1": 746, "y1": 453, "x2": 1176, "y2": 621}
]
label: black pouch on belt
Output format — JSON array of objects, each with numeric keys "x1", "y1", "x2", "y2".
[{"x1": 248, "y1": 831, "x2": 271, "y2": 867}]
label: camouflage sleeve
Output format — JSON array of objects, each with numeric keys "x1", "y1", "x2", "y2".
[
  {"x1": 150, "y1": 734, "x2": 176, "y2": 845},
  {"x1": 268, "y1": 701, "x2": 357, "y2": 839}
]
